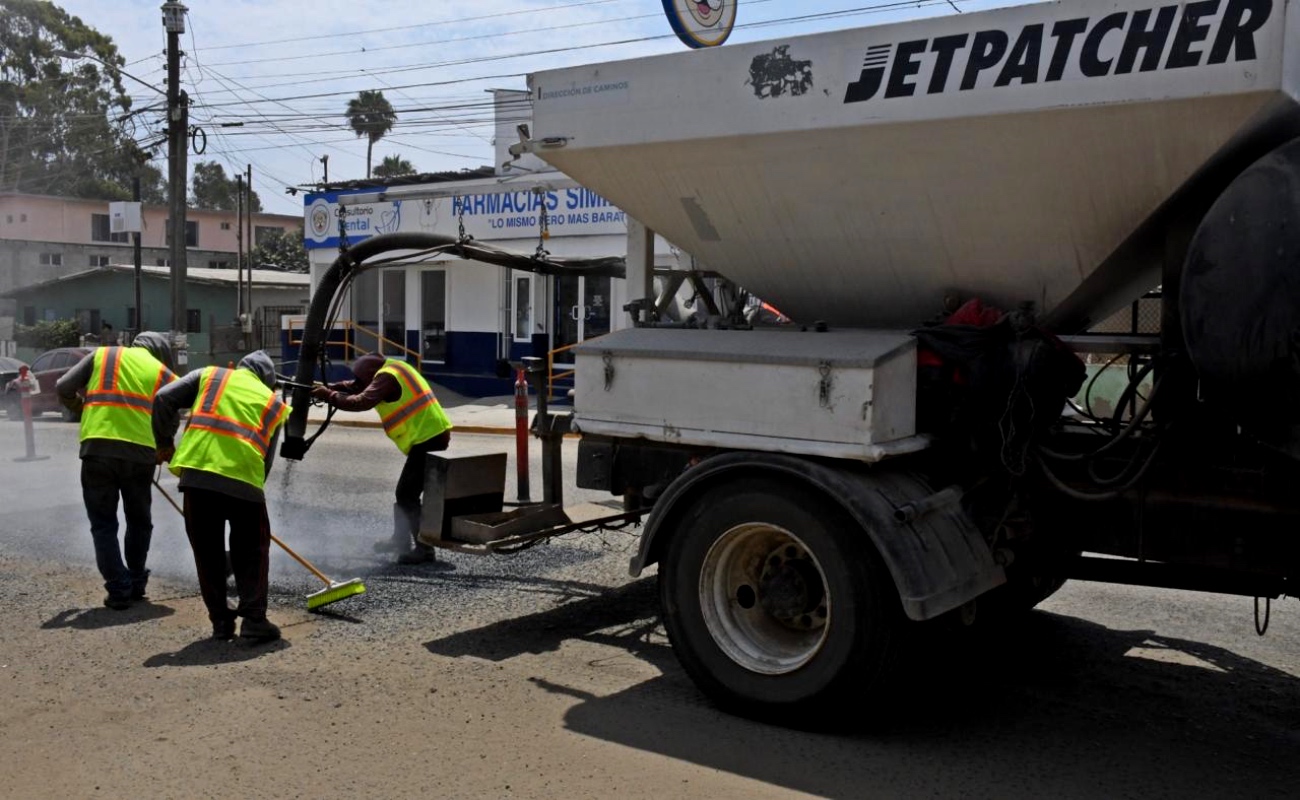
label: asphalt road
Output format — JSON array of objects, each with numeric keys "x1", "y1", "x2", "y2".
[{"x1": 1, "y1": 414, "x2": 1298, "y2": 798}]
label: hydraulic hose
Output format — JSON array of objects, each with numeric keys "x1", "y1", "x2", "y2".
[{"x1": 281, "y1": 232, "x2": 461, "y2": 460}]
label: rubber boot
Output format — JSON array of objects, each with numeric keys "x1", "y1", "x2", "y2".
[
  {"x1": 395, "y1": 503, "x2": 437, "y2": 565},
  {"x1": 374, "y1": 504, "x2": 411, "y2": 553}
]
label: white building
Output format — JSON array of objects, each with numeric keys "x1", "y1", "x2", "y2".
[{"x1": 301, "y1": 90, "x2": 683, "y2": 396}]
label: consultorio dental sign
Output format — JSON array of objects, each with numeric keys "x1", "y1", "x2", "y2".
[{"x1": 303, "y1": 186, "x2": 629, "y2": 250}]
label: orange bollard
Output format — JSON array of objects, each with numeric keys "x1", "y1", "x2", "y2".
[
  {"x1": 514, "y1": 367, "x2": 531, "y2": 503},
  {"x1": 12, "y1": 367, "x2": 48, "y2": 463}
]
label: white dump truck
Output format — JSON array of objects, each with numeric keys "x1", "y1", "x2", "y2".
[{"x1": 286, "y1": 0, "x2": 1300, "y2": 724}]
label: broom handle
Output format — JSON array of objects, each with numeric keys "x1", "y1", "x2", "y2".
[
  {"x1": 153, "y1": 477, "x2": 332, "y2": 587},
  {"x1": 267, "y1": 533, "x2": 331, "y2": 586}
]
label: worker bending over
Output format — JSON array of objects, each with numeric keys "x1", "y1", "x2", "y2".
[
  {"x1": 312, "y1": 353, "x2": 452, "y2": 565},
  {"x1": 56, "y1": 332, "x2": 174, "y2": 610},
  {"x1": 153, "y1": 351, "x2": 289, "y2": 643}
]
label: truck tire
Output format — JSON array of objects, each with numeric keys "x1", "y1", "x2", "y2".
[{"x1": 659, "y1": 477, "x2": 904, "y2": 726}]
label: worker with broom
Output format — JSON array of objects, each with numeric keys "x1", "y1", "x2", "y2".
[
  {"x1": 153, "y1": 350, "x2": 289, "y2": 643},
  {"x1": 311, "y1": 352, "x2": 452, "y2": 565},
  {"x1": 56, "y1": 331, "x2": 174, "y2": 610}
]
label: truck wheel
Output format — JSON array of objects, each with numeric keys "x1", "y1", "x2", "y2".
[
  {"x1": 659, "y1": 478, "x2": 904, "y2": 725},
  {"x1": 3, "y1": 395, "x2": 19, "y2": 421}
]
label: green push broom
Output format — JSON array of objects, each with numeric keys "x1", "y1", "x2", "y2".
[{"x1": 153, "y1": 478, "x2": 366, "y2": 611}]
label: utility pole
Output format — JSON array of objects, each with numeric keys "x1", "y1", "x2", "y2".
[
  {"x1": 236, "y1": 174, "x2": 244, "y2": 321},
  {"x1": 245, "y1": 163, "x2": 253, "y2": 333},
  {"x1": 163, "y1": 1, "x2": 189, "y2": 366},
  {"x1": 132, "y1": 176, "x2": 143, "y2": 334}
]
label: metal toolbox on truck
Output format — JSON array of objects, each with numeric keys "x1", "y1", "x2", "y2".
[{"x1": 572, "y1": 328, "x2": 925, "y2": 462}]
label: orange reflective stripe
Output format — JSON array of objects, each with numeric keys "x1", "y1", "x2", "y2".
[
  {"x1": 381, "y1": 392, "x2": 434, "y2": 432},
  {"x1": 83, "y1": 392, "x2": 152, "y2": 411},
  {"x1": 189, "y1": 411, "x2": 272, "y2": 452},
  {"x1": 152, "y1": 365, "x2": 168, "y2": 396},
  {"x1": 99, "y1": 348, "x2": 120, "y2": 391},
  {"x1": 378, "y1": 363, "x2": 436, "y2": 426},
  {"x1": 186, "y1": 418, "x2": 271, "y2": 456}
]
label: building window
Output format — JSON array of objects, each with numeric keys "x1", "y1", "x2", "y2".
[
  {"x1": 20, "y1": 214, "x2": 27, "y2": 222},
  {"x1": 421, "y1": 270, "x2": 447, "y2": 362},
  {"x1": 220, "y1": 221, "x2": 232, "y2": 230},
  {"x1": 165, "y1": 218, "x2": 200, "y2": 247},
  {"x1": 208, "y1": 259, "x2": 230, "y2": 269},
  {"x1": 513, "y1": 274, "x2": 532, "y2": 342},
  {"x1": 255, "y1": 225, "x2": 283, "y2": 246},
  {"x1": 5, "y1": 215, "x2": 11, "y2": 224},
  {"x1": 155, "y1": 258, "x2": 171, "y2": 267},
  {"x1": 38, "y1": 252, "x2": 63, "y2": 266},
  {"x1": 186, "y1": 309, "x2": 202, "y2": 333},
  {"x1": 75, "y1": 308, "x2": 101, "y2": 336},
  {"x1": 22, "y1": 306, "x2": 36, "y2": 326},
  {"x1": 89, "y1": 255, "x2": 111, "y2": 267},
  {"x1": 90, "y1": 213, "x2": 129, "y2": 243}
]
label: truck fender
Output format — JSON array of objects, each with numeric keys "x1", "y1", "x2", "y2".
[{"x1": 630, "y1": 451, "x2": 1006, "y2": 621}]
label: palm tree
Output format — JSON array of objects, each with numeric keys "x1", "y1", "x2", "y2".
[
  {"x1": 373, "y1": 154, "x2": 416, "y2": 180},
  {"x1": 344, "y1": 90, "x2": 397, "y2": 179}
]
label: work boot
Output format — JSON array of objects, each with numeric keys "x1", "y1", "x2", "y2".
[
  {"x1": 130, "y1": 568, "x2": 151, "y2": 601},
  {"x1": 392, "y1": 503, "x2": 437, "y2": 565},
  {"x1": 239, "y1": 617, "x2": 281, "y2": 643},
  {"x1": 397, "y1": 543, "x2": 438, "y2": 565},
  {"x1": 212, "y1": 618, "x2": 236, "y2": 641},
  {"x1": 103, "y1": 593, "x2": 132, "y2": 610}
]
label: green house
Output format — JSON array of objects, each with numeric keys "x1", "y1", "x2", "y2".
[{"x1": 2, "y1": 264, "x2": 310, "y2": 370}]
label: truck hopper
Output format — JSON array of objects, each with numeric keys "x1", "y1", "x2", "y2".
[{"x1": 528, "y1": 0, "x2": 1300, "y2": 331}]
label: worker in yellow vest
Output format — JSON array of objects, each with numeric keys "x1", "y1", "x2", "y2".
[
  {"x1": 153, "y1": 351, "x2": 290, "y2": 643},
  {"x1": 56, "y1": 331, "x2": 174, "y2": 610},
  {"x1": 312, "y1": 353, "x2": 452, "y2": 565}
]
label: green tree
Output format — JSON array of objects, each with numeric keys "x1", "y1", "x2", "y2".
[
  {"x1": 344, "y1": 89, "x2": 396, "y2": 179},
  {"x1": 373, "y1": 153, "x2": 415, "y2": 180},
  {"x1": 250, "y1": 227, "x2": 308, "y2": 272},
  {"x1": 14, "y1": 318, "x2": 80, "y2": 349},
  {"x1": 190, "y1": 160, "x2": 262, "y2": 211},
  {"x1": 0, "y1": 0, "x2": 165, "y2": 201}
]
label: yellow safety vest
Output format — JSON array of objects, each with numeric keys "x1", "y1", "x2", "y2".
[
  {"x1": 375, "y1": 359, "x2": 452, "y2": 455},
  {"x1": 170, "y1": 367, "x2": 289, "y2": 490},
  {"x1": 81, "y1": 346, "x2": 174, "y2": 448}
]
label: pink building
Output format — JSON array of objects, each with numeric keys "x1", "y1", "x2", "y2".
[{"x1": 0, "y1": 192, "x2": 300, "y2": 323}]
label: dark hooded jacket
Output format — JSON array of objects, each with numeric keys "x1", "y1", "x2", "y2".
[
  {"x1": 323, "y1": 353, "x2": 401, "y2": 411},
  {"x1": 152, "y1": 350, "x2": 284, "y2": 503},
  {"x1": 56, "y1": 331, "x2": 176, "y2": 464}
]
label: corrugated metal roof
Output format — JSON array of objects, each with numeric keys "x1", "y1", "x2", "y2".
[{"x1": 1, "y1": 264, "x2": 309, "y2": 298}]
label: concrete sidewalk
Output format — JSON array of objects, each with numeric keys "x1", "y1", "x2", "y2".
[{"x1": 304, "y1": 381, "x2": 527, "y2": 435}]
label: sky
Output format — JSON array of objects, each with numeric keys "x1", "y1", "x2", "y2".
[{"x1": 54, "y1": 0, "x2": 1022, "y2": 217}]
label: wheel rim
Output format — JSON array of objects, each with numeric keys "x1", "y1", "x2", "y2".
[{"x1": 698, "y1": 522, "x2": 831, "y2": 675}]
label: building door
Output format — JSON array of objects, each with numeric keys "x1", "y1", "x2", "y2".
[
  {"x1": 553, "y1": 274, "x2": 611, "y2": 365},
  {"x1": 380, "y1": 268, "x2": 406, "y2": 357}
]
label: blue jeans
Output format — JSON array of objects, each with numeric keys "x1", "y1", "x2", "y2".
[{"x1": 81, "y1": 456, "x2": 155, "y2": 598}]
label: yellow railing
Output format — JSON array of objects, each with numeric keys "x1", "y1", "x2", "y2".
[
  {"x1": 287, "y1": 318, "x2": 422, "y2": 373},
  {"x1": 546, "y1": 332, "x2": 612, "y2": 399},
  {"x1": 546, "y1": 341, "x2": 580, "y2": 399}
]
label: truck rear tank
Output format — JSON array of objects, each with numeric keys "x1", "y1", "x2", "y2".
[{"x1": 529, "y1": 0, "x2": 1300, "y2": 333}]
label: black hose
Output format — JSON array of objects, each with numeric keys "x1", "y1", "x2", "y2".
[{"x1": 282, "y1": 233, "x2": 463, "y2": 459}]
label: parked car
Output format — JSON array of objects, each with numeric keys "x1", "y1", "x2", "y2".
[{"x1": 3, "y1": 347, "x2": 93, "y2": 422}]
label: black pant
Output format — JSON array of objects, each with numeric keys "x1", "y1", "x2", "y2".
[
  {"x1": 182, "y1": 487, "x2": 271, "y2": 624},
  {"x1": 395, "y1": 431, "x2": 451, "y2": 508},
  {"x1": 81, "y1": 456, "x2": 154, "y2": 597}
]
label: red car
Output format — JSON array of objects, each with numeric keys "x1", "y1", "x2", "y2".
[{"x1": 3, "y1": 346, "x2": 93, "y2": 422}]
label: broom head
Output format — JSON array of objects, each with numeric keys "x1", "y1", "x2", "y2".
[{"x1": 307, "y1": 578, "x2": 366, "y2": 611}]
